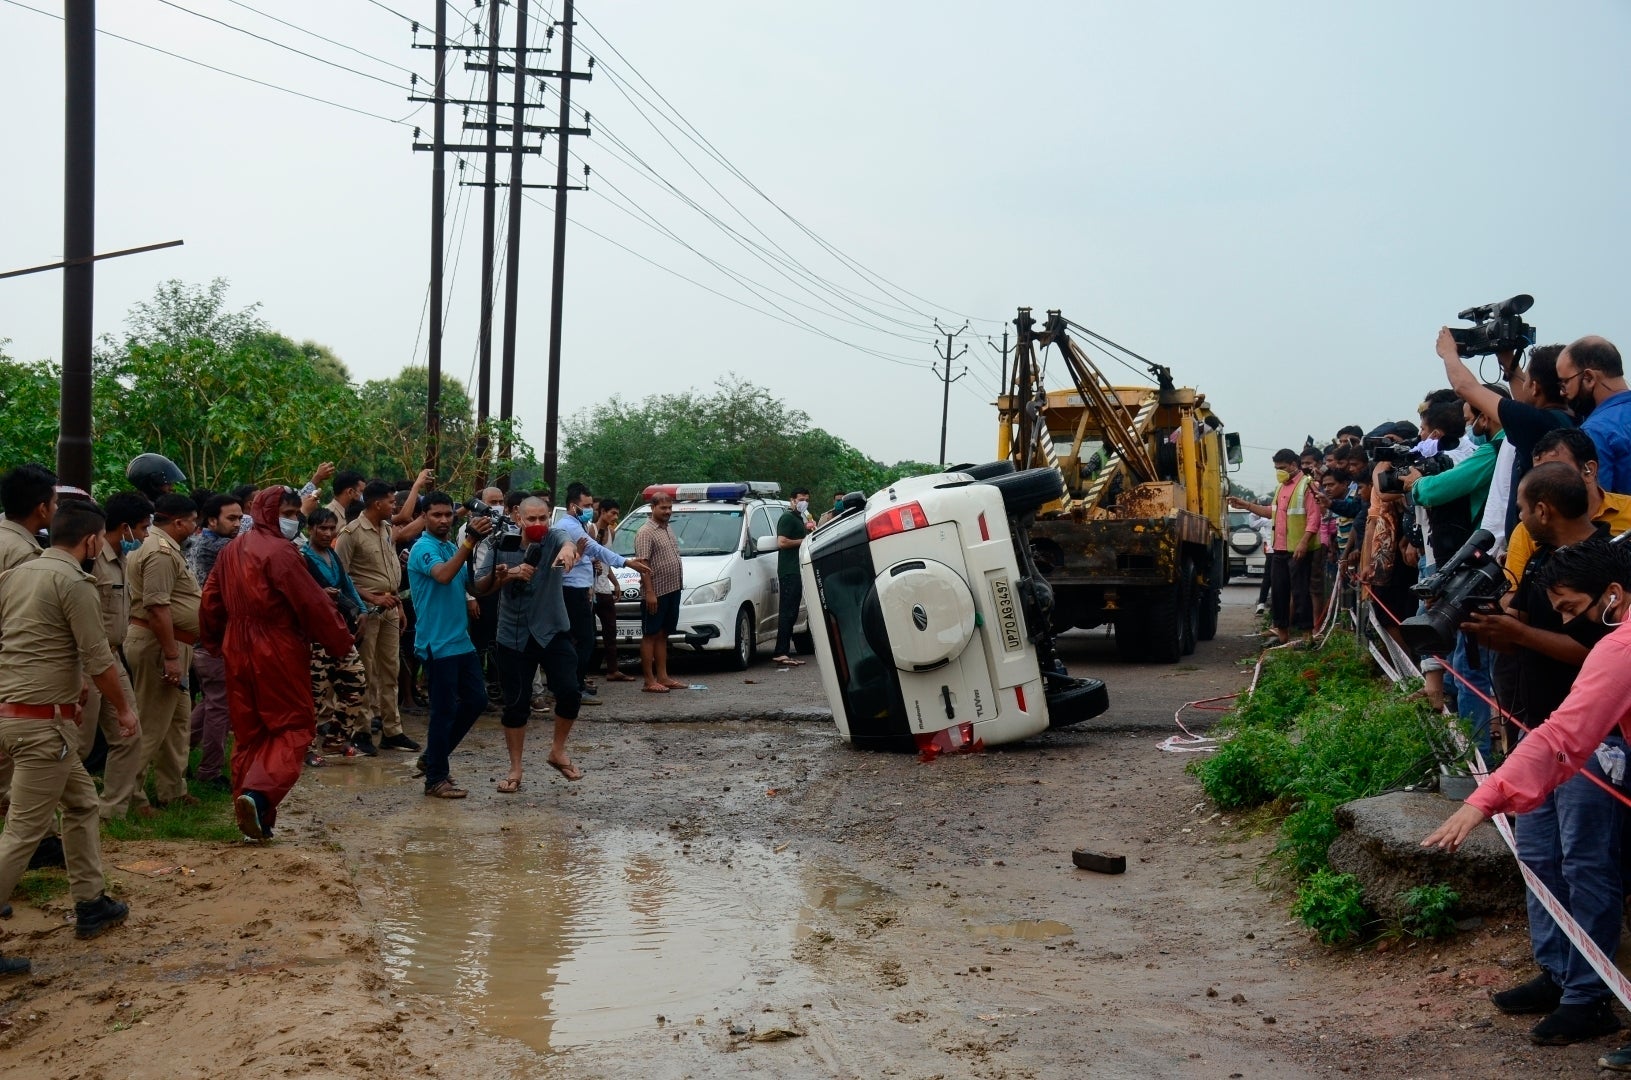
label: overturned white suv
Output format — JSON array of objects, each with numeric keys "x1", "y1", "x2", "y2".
[{"x1": 799, "y1": 463, "x2": 1109, "y2": 751}]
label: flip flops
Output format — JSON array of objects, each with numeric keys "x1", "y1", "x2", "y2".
[
  {"x1": 496, "y1": 777, "x2": 521, "y2": 794},
  {"x1": 771, "y1": 656, "x2": 805, "y2": 666},
  {"x1": 546, "y1": 758, "x2": 583, "y2": 781}
]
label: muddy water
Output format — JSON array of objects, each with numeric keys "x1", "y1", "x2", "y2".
[{"x1": 368, "y1": 820, "x2": 869, "y2": 1056}]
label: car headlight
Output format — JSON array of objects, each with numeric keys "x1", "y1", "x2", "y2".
[{"x1": 685, "y1": 579, "x2": 731, "y2": 606}]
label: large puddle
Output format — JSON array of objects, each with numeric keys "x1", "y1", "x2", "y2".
[{"x1": 369, "y1": 821, "x2": 870, "y2": 1055}]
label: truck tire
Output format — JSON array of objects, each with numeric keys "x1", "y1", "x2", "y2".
[
  {"x1": 1114, "y1": 610, "x2": 1145, "y2": 661},
  {"x1": 1180, "y1": 557, "x2": 1198, "y2": 657},
  {"x1": 1141, "y1": 585, "x2": 1186, "y2": 664},
  {"x1": 953, "y1": 460, "x2": 1017, "y2": 481},
  {"x1": 1197, "y1": 585, "x2": 1221, "y2": 641},
  {"x1": 985, "y1": 467, "x2": 1065, "y2": 517}
]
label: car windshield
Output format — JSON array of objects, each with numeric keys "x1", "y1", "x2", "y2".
[
  {"x1": 1227, "y1": 510, "x2": 1251, "y2": 529},
  {"x1": 608, "y1": 508, "x2": 744, "y2": 557},
  {"x1": 807, "y1": 529, "x2": 902, "y2": 728}
]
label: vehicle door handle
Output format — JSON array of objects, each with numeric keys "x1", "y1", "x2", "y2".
[{"x1": 940, "y1": 685, "x2": 955, "y2": 720}]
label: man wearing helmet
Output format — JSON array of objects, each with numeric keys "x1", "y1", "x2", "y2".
[{"x1": 125, "y1": 453, "x2": 186, "y2": 503}]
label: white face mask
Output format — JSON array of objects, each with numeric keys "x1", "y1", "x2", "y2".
[
  {"x1": 279, "y1": 517, "x2": 301, "y2": 540},
  {"x1": 795, "y1": 500, "x2": 808, "y2": 514}
]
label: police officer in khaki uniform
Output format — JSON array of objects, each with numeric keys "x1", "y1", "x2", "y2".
[
  {"x1": 0, "y1": 500, "x2": 136, "y2": 974},
  {"x1": 124, "y1": 493, "x2": 201, "y2": 811},
  {"x1": 81, "y1": 492, "x2": 154, "y2": 819},
  {"x1": 337, "y1": 480, "x2": 420, "y2": 755},
  {"x1": 0, "y1": 463, "x2": 57, "y2": 817}
]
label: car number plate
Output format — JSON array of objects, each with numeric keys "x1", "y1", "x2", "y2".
[
  {"x1": 616, "y1": 623, "x2": 643, "y2": 641},
  {"x1": 990, "y1": 578, "x2": 1022, "y2": 652}
]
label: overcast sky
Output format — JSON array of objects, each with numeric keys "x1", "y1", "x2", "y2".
[{"x1": 3, "y1": 0, "x2": 1628, "y2": 493}]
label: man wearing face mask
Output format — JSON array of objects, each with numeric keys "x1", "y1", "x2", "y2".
[
  {"x1": 1228, "y1": 449, "x2": 1320, "y2": 645},
  {"x1": 0, "y1": 500, "x2": 140, "y2": 972},
  {"x1": 557, "y1": 483, "x2": 640, "y2": 705},
  {"x1": 82, "y1": 492, "x2": 154, "y2": 820},
  {"x1": 124, "y1": 494, "x2": 202, "y2": 814},
  {"x1": 1456, "y1": 468, "x2": 1627, "y2": 1045},
  {"x1": 201, "y1": 487, "x2": 354, "y2": 840},
  {"x1": 1555, "y1": 337, "x2": 1631, "y2": 496},
  {"x1": 185, "y1": 494, "x2": 244, "y2": 795},
  {"x1": 772, "y1": 488, "x2": 812, "y2": 666}
]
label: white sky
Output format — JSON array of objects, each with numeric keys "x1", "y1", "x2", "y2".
[{"x1": 3, "y1": 0, "x2": 1628, "y2": 493}]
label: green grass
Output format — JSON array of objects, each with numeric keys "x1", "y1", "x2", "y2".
[
  {"x1": 12, "y1": 868, "x2": 69, "y2": 907},
  {"x1": 100, "y1": 746, "x2": 243, "y2": 844},
  {"x1": 1189, "y1": 631, "x2": 1452, "y2": 942}
]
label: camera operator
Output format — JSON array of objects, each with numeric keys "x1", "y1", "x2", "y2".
[
  {"x1": 1404, "y1": 389, "x2": 1508, "y2": 746},
  {"x1": 1442, "y1": 481, "x2": 1626, "y2": 1046},
  {"x1": 1504, "y1": 429, "x2": 1631, "y2": 603}
]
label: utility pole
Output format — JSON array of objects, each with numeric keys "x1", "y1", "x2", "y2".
[
  {"x1": 474, "y1": 0, "x2": 501, "y2": 481},
  {"x1": 540, "y1": 0, "x2": 588, "y2": 496},
  {"x1": 496, "y1": 0, "x2": 528, "y2": 488},
  {"x1": 933, "y1": 319, "x2": 969, "y2": 468},
  {"x1": 57, "y1": 0, "x2": 95, "y2": 490},
  {"x1": 421, "y1": 2, "x2": 448, "y2": 474}
]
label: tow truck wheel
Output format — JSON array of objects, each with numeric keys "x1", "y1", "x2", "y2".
[
  {"x1": 729, "y1": 604, "x2": 755, "y2": 671},
  {"x1": 1179, "y1": 557, "x2": 1199, "y2": 657},
  {"x1": 1142, "y1": 585, "x2": 1186, "y2": 664}
]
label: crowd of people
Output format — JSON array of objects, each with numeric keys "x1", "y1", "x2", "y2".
[
  {"x1": 1237, "y1": 328, "x2": 1631, "y2": 1059},
  {"x1": 0, "y1": 455, "x2": 664, "y2": 976}
]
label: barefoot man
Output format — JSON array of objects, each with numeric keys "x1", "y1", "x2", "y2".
[{"x1": 636, "y1": 492, "x2": 687, "y2": 693}]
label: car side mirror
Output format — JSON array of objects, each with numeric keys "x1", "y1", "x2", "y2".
[
  {"x1": 1224, "y1": 432, "x2": 1243, "y2": 469},
  {"x1": 754, "y1": 535, "x2": 777, "y2": 554}
]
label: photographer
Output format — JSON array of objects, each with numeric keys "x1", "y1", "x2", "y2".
[
  {"x1": 1405, "y1": 391, "x2": 1507, "y2": 742},
  {"x1": 1430, "y1": 526, "x2": 1629, "y2": 1048}
]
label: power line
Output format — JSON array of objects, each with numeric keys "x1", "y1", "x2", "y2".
[
  {"x1": 215, "y1": 0, "x2": 423, "y2": 79},
  {"x1": 2, "y1": 0, "x2": 418, "y2": 127},
  {"x1": 147, "y1": 0, "x2": 411, "y2": 90},
  {"x1": 358, "y1": 0, "x2": 415, "y2": 25}
]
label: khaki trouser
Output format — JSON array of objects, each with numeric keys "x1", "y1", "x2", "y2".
[
  {"x1": 358, "y1": 608, "x2": 402, "y2": 737},
  {"x1": 0, "y1": 717, "x2": 105, "y2": 904},
  {"x1": 125, "y1": 627, "x2": 194, "y2": 804},
  {"x1": 82, "y1": 663, "x2": 151, "y2": 819}
]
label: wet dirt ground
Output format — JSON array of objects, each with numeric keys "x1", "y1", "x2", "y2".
[{"x1": 2, "y1": 583, "x2": 1617, "y2": 1078}]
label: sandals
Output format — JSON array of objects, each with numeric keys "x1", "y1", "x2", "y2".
[
  {"x1": 496, "y1": 776, "x2": 522, "y2": 794},
  {"x1": 546, "y1": 758, "x2": 583, "y2": 781},
  {"x1": 605, "y1": 672, "x2": 635, "y2": 682},
  {"x1": 771, "y1": 656, "x2": 805, "y2": 667},
  {"x1": 424, "y1": 780, "x2": 468, "y2": 799},
  {"x1": 304, "y1": 750, "x2": 326, "y2": 768}
]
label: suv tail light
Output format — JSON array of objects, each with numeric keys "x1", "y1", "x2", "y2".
[{"x1": 866, "y1": 502, "x2": 928, "y2": 541}]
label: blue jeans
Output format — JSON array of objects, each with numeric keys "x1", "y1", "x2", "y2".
[
  {"x1": 423, "y1": 651, "x2": 487, "y2": 790},
  {"x1": 1449, "y1": 631, "x2": 1493, "y2": 758},
  {"x1": 1515, "y1": 736, "x2": 1628, "y2": 1005}
]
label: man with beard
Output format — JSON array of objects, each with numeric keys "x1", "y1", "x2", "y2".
[
  {"x1": 1555, "y1": 337, "x2": 1630, "y2": 494},
  {"x1": 201, "y1": 487, "x2": 354, "y2": 841}
]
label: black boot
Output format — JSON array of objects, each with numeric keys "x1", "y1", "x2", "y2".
[{"x1": 74, "y1": 893, "x2": 130, "y2": 940}]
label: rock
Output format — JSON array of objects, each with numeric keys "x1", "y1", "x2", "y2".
[{"x1": 1326, "y1": 791, "x2": 1522, "y2": 919}]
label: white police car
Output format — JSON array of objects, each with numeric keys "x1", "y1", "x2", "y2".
[
  {"x1": 799, "y1": 463, "x2": 1109, "y2": 751},
  {"x1": 606, "y1": 482, "x2": 811, "y2": 669}
]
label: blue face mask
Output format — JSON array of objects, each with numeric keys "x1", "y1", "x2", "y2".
[
  {"x1": 1468, "y1": 430, "x2": 1488, "y2": 447},
  {"x1": 578, "y1": 508, "x2": 593, "y2": 524},
  {"x1": 119, "y1": 538, "x2": 141, "y2": 556}
]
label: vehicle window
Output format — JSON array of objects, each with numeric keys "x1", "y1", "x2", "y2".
[
  {"x1": 748, "y1": 507, "x2": 775, "y2": 545},
  {"x1": 608, "y1": 508, "x2": 745, "y2": 556},
  {"x1": 808, "y1": 538, "x2": 903, "y2": 726}
]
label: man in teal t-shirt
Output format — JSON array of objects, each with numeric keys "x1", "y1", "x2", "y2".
[{"x1": 771, "y1": 489, "x2": 811, "y2": 665}]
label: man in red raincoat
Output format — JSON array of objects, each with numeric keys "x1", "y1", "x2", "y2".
[{"x1": 201, "y1": 486, "x2": 353, "y2": 841}]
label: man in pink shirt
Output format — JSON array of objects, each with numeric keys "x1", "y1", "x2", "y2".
[
  {"x1": 1424, "y1": 539, "x2": 1631, "y2": 1062},
  {"x1": 1229, "y1": 448, "x2": 1322, "y2": 644}
]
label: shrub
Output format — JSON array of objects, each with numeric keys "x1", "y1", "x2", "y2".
[
  {"x1": 1293, "y1": 869, "x2": 1368, "y2": 945},
  {"x1": 1399, "y1": 883, "x2": 1460, "y2": 940},
  {"x1": 1189, "y1": 726, "x2": 1295, "y2": 809}
]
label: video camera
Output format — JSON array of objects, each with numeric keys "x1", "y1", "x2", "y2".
[
  {"x1": 463, "y1": 498, "x2": 523, "y2": 552},
  {"x1": 1367, "y1": 439, "x2": 1452, "y2": 495},
  {"x1": 1397, "y1": 529, "x2": 1508, "y2": 654},
  {"x1": 1448, "y1": 294, "x2": 1537, "y2": 358}
]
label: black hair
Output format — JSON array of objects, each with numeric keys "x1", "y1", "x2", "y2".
[
  {"x1": 423, "y1": 491, "x2": 455, "y2": 511},
  {"x1": 229, "y1": 484, "x2": 256, "y2": 505},
  {"x1": 1337, "y1": 425, "x2": 1364, "y2": 439},
  {"x1": 1519, "y1": 461, "x2": 1589, "y2": 520},
  {"x1": 792, "y1": 487, "x2": 811, "y2": 498},
  {"x1": 152, "y1": 493, "x2": 198, "y2": 521},
  {"x1": 51, "y1": 500, "x2": 105, "y2": 547},
  {"x1": 1569, "y1": 336, "x2": 1624, "y2": 379},
  {"x1": 1424, "y1": 400, "x2": 1467, "y2": 440},
  {"x1": 1532, "y1": 427, "x2": 1599, "y2": 468},
  {"x1": 1540, "y1": 536, "x2": 1631, "y2": 595},
  {"x1": 1272, "y1": 448, "x2": 1299, "y2": 466},
  {"x1": 0, "y1": 463, "x2": 58, "y2": 519},
  {"x1": 598, "y1": 496, "x2": 620, "y2": 514},
  {"x1": 280, "y1": 487, "x2": 302, "y2": 508},
  {"x1": 565, "y1": 481, "x2": 591, "y2": 506},
  {"x1": 504, "y1": 489, "x2": 529, "y2": 512},
  {"x1": 307, "y1": 507, "x2": 339, "y2": 529},
  {"x1": 332, "y1": 469, "x2": 365, "y2": 496},
  {"x1": 103, "y1": 491, "x2": 154, "y2": 532},
  {"x1": 1422, "y1": 388, "x2": 1460, "y2": 408},
  {"x1": 1527, "y1": 344, "x2": 1565, "y2": 405},
  {"x1": 189, "y1": 487, "x2": 217, "y2": 509},
  {"x1": 200, "y1": 493, "x2": 241, "y2": 526},
  {"x1": 362, "y1": 480, "x2": 395, "y2": 505}
]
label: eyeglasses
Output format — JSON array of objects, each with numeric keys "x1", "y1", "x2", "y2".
[{"x1": 1558, "y1": 369, "x2": 1586, "y2": 390}]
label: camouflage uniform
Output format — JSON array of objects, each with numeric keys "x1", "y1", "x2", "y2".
[{"x1": 311, "y1": 644, "x2": 368, "y2": 742}]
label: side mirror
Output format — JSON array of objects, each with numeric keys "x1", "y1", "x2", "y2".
[
  {"x1": 754, "y1": 535, "x2": 777, "y2": 554},
  {"x1": 1224, "y1": 432, "x2": 1243, "y2": 468}
]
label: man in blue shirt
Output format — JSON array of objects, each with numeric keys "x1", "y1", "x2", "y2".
[
  {"x1": 557, "y1": 482, "x2": 635, "y2": 704},
  {"x1": 1557, "y1": 336, "x2": 1631, "y2": 495},
  {"x1": 407, "y1": 493, "x2": 493, "y2": 799}
]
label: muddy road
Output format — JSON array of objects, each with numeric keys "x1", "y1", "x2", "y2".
[{"x1": 2, "y1": 583, "x2": 1600, "y2": 1078}]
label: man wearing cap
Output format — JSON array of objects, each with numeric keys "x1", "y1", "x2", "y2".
[
  {"x1": 123, "y1": 493, "x2": 202, "y2": 815},
  {"x1": 338, "y1": 480, "x2": 419, "y2": 756},
  {"x1": 0, "y1": 464, "x2": 56, "y2": 815},
  {"x1": 0, "y1": 500, "x2": 138, "y2": 974}
]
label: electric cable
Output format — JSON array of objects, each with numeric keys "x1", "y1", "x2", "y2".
[
  {"x1": 215, "y1": 0, "x2": 425, "y2": 79},
  {"x1": 147, "y1": 0, "x2": 413, "y2": 91}
]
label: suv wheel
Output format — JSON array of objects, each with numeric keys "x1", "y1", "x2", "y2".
[
  {"x1": 729, "y1": 605, "x2": 755, "y2": 671},
  {"x1": 953, "y1": 460, "x2": 1017, "y2": 481},
  {"x1": 984, "y1": 467, "x2": 1065, "y2": 517}
]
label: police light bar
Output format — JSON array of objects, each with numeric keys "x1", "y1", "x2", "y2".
[{"x1": 640, "y1": 482, "x2": 781, "y2": 503}]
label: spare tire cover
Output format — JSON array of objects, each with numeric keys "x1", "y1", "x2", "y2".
[{"x1": 874, "y1": 559, "x2": 976, "y2": 670}]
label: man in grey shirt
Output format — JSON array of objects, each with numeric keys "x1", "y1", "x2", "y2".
[{"x1": 472, "y1": 497, "x2": 645, "y2": 788}]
